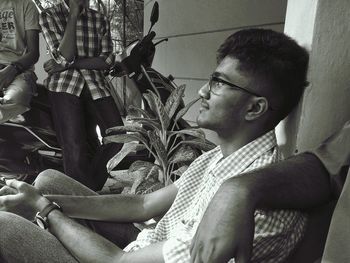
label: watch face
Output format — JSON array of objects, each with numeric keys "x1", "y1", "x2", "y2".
[{"x1": 35, "y1": 213, "x2": 47, "y2": 229}]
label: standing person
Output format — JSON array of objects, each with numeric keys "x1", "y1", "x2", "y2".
[
  {"x1": 0, "y1": 0, "x2": 40, "y2": 123},
  {"x1": 0, "y1": 28, "x2": 310, "y2": 263},
  {"x1": 39, "y1": 0, "x2": 123, "y2": 190}
]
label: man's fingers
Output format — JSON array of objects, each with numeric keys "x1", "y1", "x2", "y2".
[
  {"x1": 235, "y1": 245, "x2": 252, "y2": 263},
  {"x1": 6, "y1": 179, "x2": 25, "y2": 191},
  {"x1": 0, "y1": 186, "x2": 17, "y2": 196}
]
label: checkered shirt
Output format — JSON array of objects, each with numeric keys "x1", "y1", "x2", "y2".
[
  {"x1": 124, "y1": 130, "x2": 307, "y2": 262},
  {"x1": 39, "y1": 2, "x2": 114, "y2": 100}
]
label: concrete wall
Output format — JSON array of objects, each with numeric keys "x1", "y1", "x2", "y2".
[
  {"x1": 144, "y1": 0, "x2": 288, "y2": 143},
  {"x1": 36, "y1": 35, "x2": 51, "y2": 83},
  {"x1": 278, "y1": 0, "x2": 350, "y2": 156}
]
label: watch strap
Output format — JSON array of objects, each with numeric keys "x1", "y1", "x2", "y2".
[
  {"x1": 36, "y1": 202, "x2": 62, "y2": 229},
  {"x1": 39, "y1": 202, "x2": 62, "y2": 218}
]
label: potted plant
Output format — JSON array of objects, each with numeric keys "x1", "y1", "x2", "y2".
[{"x1": 104, "y1": 84, "x2": 215, "y2": 194}]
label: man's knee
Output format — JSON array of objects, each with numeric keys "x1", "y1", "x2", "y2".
[
  {"x1": 34, "y1": 169, "x2": 66, "y2": 194},
  {"x1": 35, "y1": 169, "x2": 97, "y2": 196}
]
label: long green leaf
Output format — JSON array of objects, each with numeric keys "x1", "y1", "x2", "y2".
[
  {"x1": 127, "y1": 105, "x2": 153, "y2": 119},
  {"x1": 106, "y1": 125, "x2": 148, "y2": 136},
  {"x1": 148, "y1": 130, "x2": 168, "y2": 167},
  {"x1": 164, "y1": 84, "x2": 186, "y2": 120},
  {"x1": 179, "y1": 139, "x2": 217, "y2": 152},
  {"x1": 126, "y1": 117, "x2": 161, "y2": 131},
  {"x1": 168, "y1": 145, "x2": 199, "y2": 164},
  {"x1": 106, "y1": 142, "x2": 146, "y2": 173},
  {"x1": 143, "y1": 91, "x2": 170, "y2": 131},
  {"x1": 168, "y1": 128, "x2": 206, "y2": 142},
  {"x1": 174, "y1": 97, "x2": 201, "y2": 122},
  {"x1": 103, "y1": 133, "x2": 147, "y2": 145}
]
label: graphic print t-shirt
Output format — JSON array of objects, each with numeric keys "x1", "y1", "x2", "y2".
[{"x1": 0, "y1": 0, "x2": 40, "y2": 64}]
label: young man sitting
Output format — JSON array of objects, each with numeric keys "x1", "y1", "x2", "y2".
[{"x1": 0, "y1": 28, "x2": 309, "y2": 263}]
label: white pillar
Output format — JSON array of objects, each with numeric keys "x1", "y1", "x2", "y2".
[{"x1": 277, "y1": 0, "x2": 350, "y2": 156}]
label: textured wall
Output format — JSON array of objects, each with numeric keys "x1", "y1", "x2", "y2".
[{"x1": 36, "y1": 35, "x2": 51, "y2": 83}]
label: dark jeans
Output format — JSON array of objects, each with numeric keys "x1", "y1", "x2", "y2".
[{"x1": 48, "y1": 88, "x2": 123, "y2": 191}]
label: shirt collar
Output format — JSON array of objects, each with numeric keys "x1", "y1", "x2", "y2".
[{"x1": 209, "y1": 130, "x2": 277, "y2": 179}]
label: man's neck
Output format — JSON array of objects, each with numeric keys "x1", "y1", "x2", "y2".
[{"x1": 218, "y1": 128, "x2": 271, "y2": 157}]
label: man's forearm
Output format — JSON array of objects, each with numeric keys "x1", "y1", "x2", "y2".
[
  {"x1": 15, "y1": 51, "x2": 39, "y2": 70},
  {"x1": 45, "y1": 194, "x2": 151, "y2": 222},
  {"x1": 72, "y1": 57, "x2": 111, "y2": 70},
  {"x1": 48, "y1": 209, "x2": 124, "y2": 263},
  {"x1": 223, "y1": 153, "x2": 331, "y2": 210},
  {"x1": 14, "y1": 29, "x2": 40, "y2": 70},
  {"x1": 48, "y1": 209, "x2": 165, "y2": 263},
  {"x1": 58, "y1": 13, "x2": 78, "y2": 62}
]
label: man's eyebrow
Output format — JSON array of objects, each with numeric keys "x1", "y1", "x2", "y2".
[
  {"x1": 212, "y1": 72, "x2": 223, "y2": 78},
  {"x1": 212, "y1": 71, "x2": 229, "y2": 80}
]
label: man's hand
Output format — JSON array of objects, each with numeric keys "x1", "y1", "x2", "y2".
[
  {"x1": 0, "y1": 66, "x2": 17, "y2": 91},
  {"x1": 44, "y1": 59, "x2": 68, "y2": 75},
  {"x1": 69, "y1": 0, "x2": 86, "y2": 16},
  {"x1": 190, "y1": 183, "x2": 255, "y2": 263},
  {"x1": 0, "y1": 179, "x2": 49, "y2": 220}
]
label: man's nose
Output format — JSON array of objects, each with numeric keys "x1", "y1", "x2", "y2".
[{"x1": 198, "y1": 82, "x2": 210, "y2": 99}]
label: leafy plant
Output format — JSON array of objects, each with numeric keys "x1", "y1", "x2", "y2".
[{"x1": 104, "y1": 84, "x2": 215, "y2": 192}]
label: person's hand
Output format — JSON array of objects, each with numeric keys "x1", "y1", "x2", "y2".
[
  {"x1": 0, "y1": 179, "x2": 49, "y2": 220},
  {"x1": 0, "y1": 65, "x2": 17, "y2": 91},
  {"x1": 190, "y1": 184, "x2": 255, "y2": 263},
  {"x1": 43, "y1": 59, "x2": 68, "y2": 75},
  {"x1": 69, "y1": 0, "x2": 86, "y2": 16}
]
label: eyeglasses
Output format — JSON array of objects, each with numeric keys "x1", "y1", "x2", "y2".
[
  {"x1": 208, "y1": 74, "x2": 275, "y2": 110},
  {"x1": 208, "y1": 75, "x2": 261, "y2": 97}
]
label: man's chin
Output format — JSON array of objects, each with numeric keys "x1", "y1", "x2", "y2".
[{"x1": 196, "y1": 116, "x2": 210, "y2": 129}]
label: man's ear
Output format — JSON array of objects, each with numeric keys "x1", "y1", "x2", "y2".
[{"x1": 245, "y1": 97, "x2": 269, "y2": 121}]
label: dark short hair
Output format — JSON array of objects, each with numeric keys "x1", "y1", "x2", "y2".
[{"x1": 217, "y1": 28, "x2": 309, "y2": 121}]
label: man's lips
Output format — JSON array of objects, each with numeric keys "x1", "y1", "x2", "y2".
[{"x1": 200, "y1": 101, "x2": 209, "y2": 110}]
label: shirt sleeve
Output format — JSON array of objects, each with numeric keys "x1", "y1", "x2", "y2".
[
  {"x1": 251, "y1": 210, "x2": 307, "y2": 262},
  {"x1": 24, "y1": 0, "x2": 40, "y2": 31},
  {"x1": 99, "y1": 15, "x2": 114, "y2": 67},
  {"x1": 39, "y1": 10, "x2": 73, "y2": 67}
]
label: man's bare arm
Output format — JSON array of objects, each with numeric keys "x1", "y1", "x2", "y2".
[
  {"x1": 46, "y1": 208, "x2": 166, "y2": 263},
  {"x1": 0, "y1": 30, "x2": 39, "y2": 90},
  {"x1": 45, "y1": 183, "x2": 178, "y2": 222},
  {"x1": 0, "y1": 179, "x2": 168, "y2": 263},
  {"x1": 16, "y1": 29, "x2": 40, "y2": 69},
  {"x1": 72, "y1": 57, "x2": 111, "y2": 70},
  {"x1": 56, "y1": 0, "x2": 84, "y2": 62}
]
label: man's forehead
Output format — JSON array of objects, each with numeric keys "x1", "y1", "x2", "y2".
[{"x1": 215, "y1": 57, "x2": 250, "y2": 86}]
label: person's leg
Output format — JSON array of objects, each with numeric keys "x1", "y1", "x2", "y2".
[
  {"x1": 83, "y1": 92, "x2": 124, "y2": 190},
  {"x1": 48, "y1": 91, "x2": 95, "y2": 189},
  {"x1": 0, "y1": 72, "x2": 34, "y2": 123},
  {"x1": 0, "y1": 212, "x2": 78, "y2": 263},
  {"x1": 35, "y1": 169, "x2": 140, "y2": 248}
]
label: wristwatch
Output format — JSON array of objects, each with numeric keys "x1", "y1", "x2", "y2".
[{"x1": 35, "y1": 202, "x2": 62, "y2": 230}]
